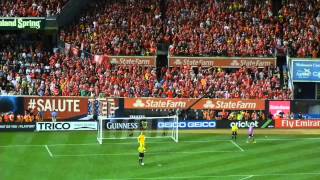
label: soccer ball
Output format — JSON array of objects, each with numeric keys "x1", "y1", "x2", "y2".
[{"x1": 141, "y1": 163, "x2": 144, "y2": 166}]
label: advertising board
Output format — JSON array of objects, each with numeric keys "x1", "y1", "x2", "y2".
[
  {"x1": 292, "y1": 59, "x2": 320, "y2": 82},
  {"x1": 0, "y1": 123, "x2": 35, "y2": 132},
  {"x1": 36, "y1": 122, "x2": 97, "y2": 131},
  {"x1": 275, "y1": 119, "x2": 320, "y2": 128},
  {"x1": 216, "y1": 120, "x2": 274, "y2": 128}
]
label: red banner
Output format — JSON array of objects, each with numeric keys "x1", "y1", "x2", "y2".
[
  {"x1": 269, "y1": 101, "x2": 291, "y2": 116},
  {"x1": 124, "y1": 98, "x2": 265, "y2": 110},
  {"x1": 275, "y1": 119, "x2": 320, "y2": 128},
  {"x1": 168, "y1": 57, "x2": 276, "y2": 68},
  {"x1": 23, "y1": 97, "x2": 88, "y2": 121}
]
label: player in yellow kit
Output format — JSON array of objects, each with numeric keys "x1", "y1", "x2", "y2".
[
  {"x1": 137, "y1": 132, "x2": 145, "y2": 147},
  {"x1": 231, "y1": 124, "x2": 238, "y2": 141},
  {"x1": 138, "y1": 144, "x2": 146, "y2": 165},
  {"x1": 137, "y1": 132, "x2": 146, "y2": 165}
]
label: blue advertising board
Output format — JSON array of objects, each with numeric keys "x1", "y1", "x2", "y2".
[
  {"x1": 292, "y1": 60, "x2": 320, "y2": 82},
  {"x1": 157, "y1": 120, "x2": 216, "y2": 129}
]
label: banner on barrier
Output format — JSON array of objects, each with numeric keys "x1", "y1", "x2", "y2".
[
  {"x1": 124, "y1": 98, "x2": 265, "y2": 110},
  {"x1": 157, "y1": 121, "x2": 216, "y2": 129},
  {"x1": 109, "y1": 56, "x2": 156, "y2": 66},
  {"x1": 169, "y1": 57, "x2": 276, "y2": 68},
  {"x1": 0, "y1": 123, "x2": 36, "y2": 131},
  {"x1": 269, "y1": 101, "x2": 291, "y2": 116},
  {"x1": 0, "y1": 17, "x2": 45, "y2": 30},
  {"x1": 24, "y1": 97, "x2": 89, "y2": 121},
  {"x1": 275, "y1": 119, "x2": 320, "y2": 128},
  {"x1": 36, "y1": 122, "x2": 97, "y2": 131},
  {"x1": 216, "y1": 120, "x2": 274, "y2": 128}
]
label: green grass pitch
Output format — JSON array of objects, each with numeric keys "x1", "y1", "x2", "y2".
[{"x1": 1, "y1": 131, "x2": 320, "y2": 180}]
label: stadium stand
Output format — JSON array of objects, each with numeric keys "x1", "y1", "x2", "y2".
[
  {"x1": 60, "y1": 0, "x2": 162, "y2": 56},
  {"x1": 0, "y1": 0, "x2": 67, "y2": 17},
  {"x1": 279, "y1": 0, "x2": 320, "y2": 58}
]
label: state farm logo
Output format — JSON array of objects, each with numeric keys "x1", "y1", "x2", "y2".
[
  {"x1": 110, "y1": 58, "x2": 118, "y2": 64},
  {"x1": 203, "y1": 100, "x2": 215, "y2": 108},
  {"x1": 133, "y1": 99, "x2": 145, "y2": 107},
  {"x1": 129, "y1": 98, "x2": 187, "y2": 109},
  {"x1": 174, "y1": 59, "x2": 182, "y2": 65},
  {"x1": 230, "y1": 60, "x2": 240, "y2": 66}
]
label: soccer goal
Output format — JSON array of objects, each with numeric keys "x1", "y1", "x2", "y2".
[{"x1": 97, "y1": 115, "x2": 179, "y2": 144}]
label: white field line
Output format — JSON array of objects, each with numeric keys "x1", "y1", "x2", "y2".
[
  {"x1": 44, "y1": 145, "x2": 53, "y2": 158},
  {"x1": 1, "y1": 137, "x2": 320, "y2": 148},
  {"x1": 54, "y1": 150, "x2": 238, "y2": 157},
  {"x1": 239, "y1": 175, "x2": 254, "y2": 180},
  {"x1": 0, "y1": 140, "x2": 231, "y2": 148},
  {"x1": 230, "y1": 140, "x2": 244, "y2": 152},
  {"x1": 96, "y1": 172, "x2": 320, "y2": 180}
]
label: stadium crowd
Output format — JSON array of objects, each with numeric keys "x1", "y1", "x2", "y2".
[
  {"x1": 0, "y1": 40, "x2": 292, "y2": 99},
  {"x1": 279, "y1": 0, "x2": 320, "y2": 57},
  {"x1": 60, "y1": 0, "x2": 162, "y2": 56},
  {"x1": 59, "y1": 0, "x2": 319, "y2": 58},
  {"x1": 2, "y1": 0, "x2": 319, "y2": 99},
  {"x1": 0, "y1": 0, "x2": 67, "y2": 17}
]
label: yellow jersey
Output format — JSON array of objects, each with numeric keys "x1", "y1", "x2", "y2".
[
  {"x1": 231, "y1": 125, "x2": 238, "y2": 132},
  {"x1": 138, "y1": 145, "x2": 146, "y2": 153},
  {"x1": 138, "y1": 134, "x2": 145, "y2": 144}
]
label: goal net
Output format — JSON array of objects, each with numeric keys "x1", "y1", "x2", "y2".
[{"x1": 97, "y1": 116, "x2": 179, "y2": 144}]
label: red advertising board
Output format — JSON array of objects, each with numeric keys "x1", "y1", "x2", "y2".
[
  {"x1": 124, "y1": 98, "x2": 265, "y2": 110},
  {"x1": 269, "y1": 101, "x2": 291, "y2": 116},
  {"x1": 168, "y1": 57, "x2": 276, "y2": 68},
  {"x1": 23, "y1": 97, "x2": 88, "y2": 120},
  {"x1": 275, "y1": 119, "x2": 320, "y2": 128}
]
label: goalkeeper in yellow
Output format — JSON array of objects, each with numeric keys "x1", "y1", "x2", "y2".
[{"x1": 138, "y1": 132, "x2": 146, "y2": 165}]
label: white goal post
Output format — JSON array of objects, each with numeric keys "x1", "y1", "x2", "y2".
[{"x1": 97, "y1": 115, "x2": 179, "y2": 144}]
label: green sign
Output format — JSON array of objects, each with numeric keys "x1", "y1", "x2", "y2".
[{"x1": 0, "y1": 18, "x2": 45, "y2": 30}]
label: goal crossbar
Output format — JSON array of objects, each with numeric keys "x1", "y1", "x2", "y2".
[{"x1": 97, "y1": 115, "x2": 179, "y2": 144}]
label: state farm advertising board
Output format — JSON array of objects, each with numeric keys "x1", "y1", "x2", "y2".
[
  {"x1": 169, "y1": 57, "x2": 276, "y2": 68},
  {"x1": 24, "y1": 97, "x2": 88, "y2": 121},
  {"x1": 276, "y1": 119, "x2": 320, "y2": 128},
  {"x1": 109, "y1": 56, "x2": 156, "y2": 66},
  {"x1": 124, "y1": 98, "x2": 265, "y2": 110}
]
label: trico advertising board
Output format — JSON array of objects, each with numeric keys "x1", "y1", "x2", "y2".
[
  {"x1": 124, "y1": 98, "x2": 265, "y2": 110},
  {"x1": 292, "y1": 59, "x2": 320, "y2": 82},
  {"x1": 36, "y1": 122, "x2": 97, "y2": 131}
]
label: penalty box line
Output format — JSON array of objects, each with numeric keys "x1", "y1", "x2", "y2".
[
  {"x1": 53, "y1": 150, "x2": 238, "y2": 157},
  {"x1": 96, "y1": 172, "x2": 320, "y2": 180},
  {"x1": 1, "y1": 137, "x2": 320, "y2": 148}
]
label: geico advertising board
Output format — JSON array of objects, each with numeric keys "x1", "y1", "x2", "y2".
[
  {"x1": 157, "y1": 121, "x2": 216, "y2": 129},
  {"x1": 216, "y1": 120, "x2": 274, "y2": 128},
  {"x1": 36, "y1": 122, "x2": 97, "y2": 131}
]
